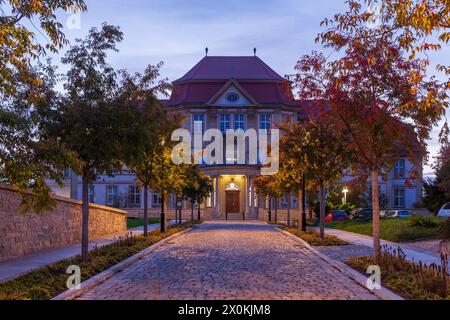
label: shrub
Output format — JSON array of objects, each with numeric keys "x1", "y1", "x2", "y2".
[{"x1": 409, "y1": 215, "x2": 441, "y2": 228}]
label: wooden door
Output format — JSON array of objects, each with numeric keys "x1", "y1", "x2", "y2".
[{"x1": 226, "y1": 191, "x2": 240, "y2": 213}]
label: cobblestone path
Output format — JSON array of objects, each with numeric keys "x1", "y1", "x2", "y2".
[{"x1": 78, "y1": 221, "x2": 378, "y2": 300}]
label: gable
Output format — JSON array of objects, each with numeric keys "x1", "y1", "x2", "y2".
[{"x1": 208, "y1": 81, "x2": 256, "y2": 106}]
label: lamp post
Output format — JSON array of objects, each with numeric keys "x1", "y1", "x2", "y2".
[{"x1": 342, "y1": 187, "x2": 349, "y2": 205}]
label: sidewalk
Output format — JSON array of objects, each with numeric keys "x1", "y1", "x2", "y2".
[
  {"x1": 0, "y1": 221, "x2": 176, "y2": 283},
  {"x1": 324, "y1": 228, "x2": 445, "y2": 268}
]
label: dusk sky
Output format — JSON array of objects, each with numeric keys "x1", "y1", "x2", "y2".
[{"x1": 49, "y1": 0, "x2": 449, "y2": 176}]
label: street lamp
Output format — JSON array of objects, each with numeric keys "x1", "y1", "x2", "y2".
[{"x1": 342, "y1": 187, "x2": 349, "y2": 205}]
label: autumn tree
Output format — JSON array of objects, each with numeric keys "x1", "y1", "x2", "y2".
[
  {"x1": 54, "y1": 23, "x2": 124, "y2": 261},
  {"x1": 180, "y1": 166, "x2": 213, "y2": 222},
  {"x1": 117, "y1": 63, "x2": 174, "y2": 236},
  {"x1": 0, "y1": 0, "x2": 87, "y2": 209},
  {"x1": 312, "y1": 8, "x2": 448, "y2": 261},
  {"x1": 280, "y1": 111, "x2": 353, "y2": 238},
  {"x1": 423, "y1": 142, "x2": 450, "y2": 213},
  {"x1": 253, "y1": 175, "x2": 279, "y2": 222},
  {"x1": 318, "y1": 0, "x2": 449, "y2": 140}
]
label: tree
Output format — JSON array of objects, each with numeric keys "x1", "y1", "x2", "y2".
[
  {"x1": 317, "y1": 0, "x2": 449, "y2": 140},
  {"x1": 422, "y1": 143, "x2": 450, "y2": 213},
  {"x1": 272, "y1": 159, "x2": 301, "y2": 226},
  {"x1": 253, "y1": 175, "x2": 279, "y2": 222},
  {"x1": 314, "y1": 12, "x2": 448, "y2": 261},
  {"x1": 280, "y1": 112, "x2": 353, "y2": 238},
  {"x1": 0, "y1": 0, "x2": 87, "y2": 98},
  {"x1": 0, "y1": 0, "x2": 87, "y2": 210},
  {"x1": 55, "y1": 23, "x2": 124, "y2": 261},
  {"x1": 434, "y1": 143, "x2": 450, "y2": 196},
  {"x1": 117, "y1": 63, "x2": 173, "y2": 236},
  {"x1": 181, "y1": 167, "x2": 213, "y2": 222}
]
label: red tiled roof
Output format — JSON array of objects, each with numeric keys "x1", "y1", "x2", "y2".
[
  {"x1": 167, "y1": 56, "x2": 314, "y2": 110},
  {"x1": 174, "y1": 56, "x2": 286, "y2": 82}
]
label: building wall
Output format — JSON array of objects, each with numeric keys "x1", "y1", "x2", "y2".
[{"x1": 0, "y1": 184, "x2": 127, "y2": 262}]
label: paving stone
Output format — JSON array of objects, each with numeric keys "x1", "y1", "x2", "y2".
[{"x1": 77, "y1": 221, "x2": 378, "y2": 300}]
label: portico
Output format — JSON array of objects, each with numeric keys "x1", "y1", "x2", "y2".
[{"x1": 202, "y1": 167, "x2": 260, "y2": 220}]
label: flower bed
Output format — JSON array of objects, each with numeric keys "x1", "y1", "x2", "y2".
[{"x1": 347, "y1": 245, "x2": 449, "y2": 300}]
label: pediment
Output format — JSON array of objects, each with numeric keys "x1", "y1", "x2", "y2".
[{"x1": 208, "y1": 80, "x2": 256, "y2": 106}]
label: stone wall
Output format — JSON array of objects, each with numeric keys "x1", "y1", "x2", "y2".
[{"x1": 0, "y1": 184, "x2": 127, "y2": 262}]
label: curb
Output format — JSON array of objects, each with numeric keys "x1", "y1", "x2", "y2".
[
  {"x1": 275, "y1": 227, "x2": 404, "y2": 301},
  {"x1": 52, "y1": 225, "x2": 198, "y2": 300}
]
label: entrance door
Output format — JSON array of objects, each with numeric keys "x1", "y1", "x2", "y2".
[{"x1": 225, "y1": 191, "x2": 240, "y2": 213}]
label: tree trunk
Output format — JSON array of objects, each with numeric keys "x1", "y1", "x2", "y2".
[
  {"x1": 191, "y1": 201, "x2": 194, "y2": 223},
  {"x1": 287, "y1": 193, "x2": 291, "y2": 227},
  {"x1": 268, "y1": 197, "x2": 272, "y2": 222},
  {"x1": 319, "y1": 182, "x2": 326, "y2": 239},
  {"x1": 298, "y1": 189, "x2": 303, "y2": 231},
  {"x1": 143, "y1": 184, "x2": 149, "y2": 236},
  {"x1": 160, "y1": 191, "x2": 166, "y2": 232},
  {"x1": 372, "y1": 170, "x2": 381, "y2": 264},
  {"x1": 81, "y1": 175, "x2": 90, "y2": 261},
  {"x1": 178, "y1": 198, "x2": 183, "y2": 224},
  {"x1": 274, "y1": 197, "x2": 278, "y2": 223},
  {"x1": 197, "y1": 202, "x2": 201, "y2": 221},
  {"x1": 302, "y1": 177, "x2": 307, "y2": 232}
]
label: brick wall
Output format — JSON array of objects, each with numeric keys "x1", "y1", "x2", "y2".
[{"x1": 0, "y1": 184, "x2": 127, "y2": 262}]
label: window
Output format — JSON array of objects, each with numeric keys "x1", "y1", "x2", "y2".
[
  {"x1": 88, "y1": 185, "x2": 95, "y2": 203},
  {"x1": 193, "y1": 114, "x2": 205, "y2": 134},
  {"x1": 106, "y1": 185, "x2": 118, "y2": 206},
  {"x1": 394, "y1": 159, "x2": 406, "y2": 178},
  {"x1": 226, "y1": 93, "x2": 240, "y2": 103},
  {"x1": 152, "y1": 192, "x2": 162, "y2": 206},
  {"x1": 129, "y1": 185, "x2": 140, "y2": 207},
  {"x1": 394, "y1": 188, "x2": 405, "y2": 208},
  {"x1": 260, "y1": 114, "x2": 271, "y2": 131},
  {"x1": 234, "y1": 114, "x2": 245, "y2": 131},
  {"x1": 219, "y1": 114, "x2": 231, "y2": 132}
]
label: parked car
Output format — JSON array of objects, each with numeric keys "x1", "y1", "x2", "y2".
[
  {"x1": 371, "y1": 209, "x2": 411, "y2": 218},
  {"x1": 325, "y1": 210, "x2": 349, "y2": 223},
  {"x1": 438, "y1": 202, "x2": 450, "y2": 217},
  {"x1": 394, "y1": 210, "x2": 412, "y2": 218},
  {"x1": 353, "y1": 208, "x2": 373, "y2": 220}
]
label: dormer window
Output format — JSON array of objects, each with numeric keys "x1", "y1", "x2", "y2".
[{"x1": 226, "y1": 93, "x2": 240, "y2": 103}]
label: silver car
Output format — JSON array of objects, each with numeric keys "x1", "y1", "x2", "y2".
[{"x1": 438, "y1": 202, "x2": 450, "y2": 217}]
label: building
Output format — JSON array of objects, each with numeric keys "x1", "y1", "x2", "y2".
[{"x1": 48, "y1": 55, "x2": 423, "y2": 219}]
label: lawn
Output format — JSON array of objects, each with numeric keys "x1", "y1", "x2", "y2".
[
  {"x1": 326, "y1": 217, "x2": 442, "y2": 242},
  {"x1": 127, "y1": 217, "x2": 160, "y2": 229},
  {"x1": 0, "y1": 223, "x2": 194, "y2": 300}
]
